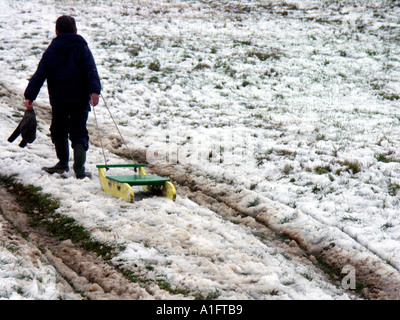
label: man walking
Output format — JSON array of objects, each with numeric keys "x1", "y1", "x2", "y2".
[{"x1": 24, "y1": 15, "x2": 101, "y2": 179}]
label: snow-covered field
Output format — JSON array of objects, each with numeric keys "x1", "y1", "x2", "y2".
[{"x1": 1, "y1": 0, "x2": 400, "y2": 300}]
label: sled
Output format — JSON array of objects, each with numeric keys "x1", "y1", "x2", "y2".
[{"x1": 96, "y1": 164, "x2": 176, "y2": 202}]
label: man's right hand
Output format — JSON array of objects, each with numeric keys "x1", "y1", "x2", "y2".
[
  {"x1": 90, "y1": 93, "x2": 99, "y2": 107},
  {"x1": 25, "y1": 99, "x2": 33, "y2": 111}
]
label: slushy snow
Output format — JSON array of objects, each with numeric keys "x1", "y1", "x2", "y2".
[{"x1": 0, "y1": 0, "x2": 400, "y2": 300}]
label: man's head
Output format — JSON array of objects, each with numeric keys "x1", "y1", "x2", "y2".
[{"x1": 56, "y1": 15, "x2": 77, "y2": 34}]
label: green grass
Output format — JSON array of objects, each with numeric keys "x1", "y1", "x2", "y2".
[
  {"x1": 247, "y1": 197, "x2": 260, "y2": 207},
  {"x1": 375, "y1": 153, "x2": 400, "y2": 163},
  {"x1": 314, "y1": 165, "x2": 331, "y2": 175},
  {"x1": 336, "y1": 160, "x2": 361, "y2": 175},
  {"x1": 0, "y1": 174, "x2": 120, "y2": 260}
]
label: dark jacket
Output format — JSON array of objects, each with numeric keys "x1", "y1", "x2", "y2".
[
  {"x1": 24, "y1": 33, "x2": 101, "y2": 108},
  {"x1": 8, "y1": 109, "x2": 37, "y2": 148}
]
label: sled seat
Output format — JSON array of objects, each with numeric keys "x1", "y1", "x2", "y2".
[
  {"x1": 107, "y1": 174, "x2": 170, "y2": 186},
  {"x1": 96, "y1": 164, "x2": 169, "y2": 185},
  {"x1": 96, "y1": 164, "x2": 176, "y2": 202}
]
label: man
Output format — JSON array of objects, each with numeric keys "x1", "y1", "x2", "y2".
[{"x1": 24, "y1": 15, "x2": 101, "y2": 179}]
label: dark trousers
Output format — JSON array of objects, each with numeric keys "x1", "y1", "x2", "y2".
[{"x1": 50, "y1": 106, "x2": 89, "y2": 150}]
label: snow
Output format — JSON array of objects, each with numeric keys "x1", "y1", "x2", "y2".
[{"x1": 1, "y1": 0, "x2": 400, "y2": 300}]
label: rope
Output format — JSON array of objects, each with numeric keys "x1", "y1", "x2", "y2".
[
  {"x1": 93, "y1": 94, "x2": 137, "y2": 166},
  {"x1": 92, "y1": 100, "x2": 108, "y2": 166}
]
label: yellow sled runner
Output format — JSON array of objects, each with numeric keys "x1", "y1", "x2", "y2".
[{"x1": 97, "y1": 164, "x2": 176, "y2": 202}]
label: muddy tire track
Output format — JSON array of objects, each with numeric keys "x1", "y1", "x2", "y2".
[
  {"x1": 129, "y1": 153, "x2": 400, "y2": 300},
  {"x1": 2, "y1": 81, "x2": 400, "y2": 299},
  {"x1": 0, "y1": 186, "x2": 175, "y2": 300},
  {"x1": 97, "y1": 121, "x2": 400, "y2": 300}
]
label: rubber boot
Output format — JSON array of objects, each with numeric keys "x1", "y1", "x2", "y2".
[
  {"x1": 42, "y1": 139, "x2": 69, "y2": 174},
  {"x1": 73, "y1": 144, "x2": 92, "y2": 179}
]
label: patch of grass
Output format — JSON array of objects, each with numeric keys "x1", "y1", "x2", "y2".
[
  {"x1": 388, "y1": 182, "x2": 400, "y2": 196},
  {"x1": 272, "y1": 148, "x2": 297, "y2": 158},
  {"x1": 156, "y1": 279, "x2": 190, "y2": 296},
  {"x1": 336, "y1": 160, "x2": 361, "y2": 175},
  {"x1": 249, "y1": 183, "x2": 257, "y2": 190},
  {"x1": 251, "y1": 113, "x2": 264, "y2": 120},
  {"x1": 234, "y1": 39, "x2": 252, "y2": 46},
  {"x1": 264, "y1": 67, "x2": 279, "y2": 77},
  {"x1": 283, "y1": 164, "x2": 293, "y2": 175},
  {"x1": 301, "y1": 272, "x2": 313, "y2": 281},
  {"x1": 340, "y1": 216, "x2": 360, "y2": 223},
  {"x1": 121, "y1": 268, "x2": 193, "y2": 297},
  {"x1": 242, "y1": 80, "x2": 252, "y2": 87},
  {"x1": 378, "y1": 91, "x2": 400, "y2": 101},
  {"x1": 381, "y1": 222, "x2": 393, "y2": 230},
  {"x1": 314, "y1": 165, "x2": 331, "y2": 175},
  {"x1": 248, "y1": 50, "x2": 282, "y2": 61},
  {"x1": 148, "y1": 60, "x2": 160, "y2": 71},
  {"x1": 0, "y1": 174, "x2": 120, "y2": 260},
  {"x1": 312, "y1": 253, "x2": 370, "y2": 297},
  {"x1": 194, "y1": 289, "x2": 221, "y2": 300},
  {"x1": 375, "y1": 153, "x2": 400, "y2": 163},
  {"x1": 100, "y1": 39, "x2": 118, "y2": 47},
  {"x1": 148, "y1": 76, "x2": 159, "y2": 84},
  {"x1": 312, "y1": 185, "x2": 322, "y2": 194},
  {"x1": 0, "y1": 241, "x2": 18, "y2": 253},
  {"x1": 126, "y1": 45, "x2": 141, "y2": 57},
  {"x1": 279, "y1": 215, "x2": 296, "y2": 224},
  {"x1": 247, "y1": 197, "x2": 260, "y2": 207},
  {"x1": 193, "y1": 63, "x2": 211, "y2": 70},
  {"x1": 120, "y1": 268, "x2": 152, "y2": 286}
]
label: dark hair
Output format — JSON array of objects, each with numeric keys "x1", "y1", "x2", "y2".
[{"x1": 56, "y1": 15, "x2": 76, "y2": 34}]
